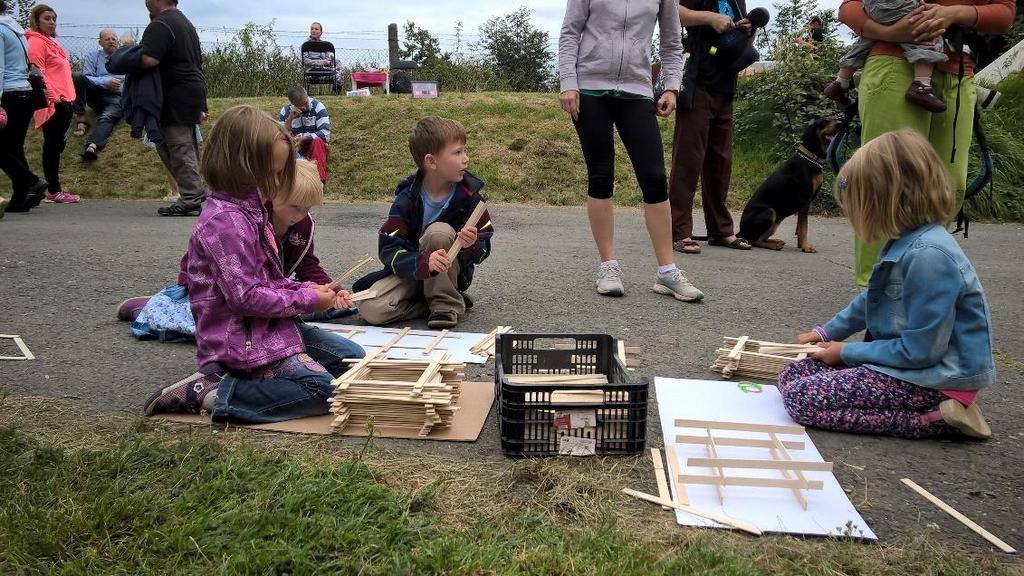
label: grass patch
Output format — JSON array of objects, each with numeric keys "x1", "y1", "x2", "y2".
[
  {"x1": 6, "y1": 90, "x2": 1023, "y2": 221},
  {"x1": 3, "y1": 93, "x2": 775, "y2": 212},
  {"x1": 0, "y1": 397, "x2": 1019, "y2": 575}
]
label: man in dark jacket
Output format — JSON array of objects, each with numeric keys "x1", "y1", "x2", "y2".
[{"x1": 138, "y1": 0, "x2": 207, "y2": 217}]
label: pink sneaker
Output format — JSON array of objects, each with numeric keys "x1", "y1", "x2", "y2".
[
  {"x1": 116, "y1": 296, "x2": 150, "y2": 321},
  {"x1": 44, "y1": 190, "x2": 81, "y2": 203}
]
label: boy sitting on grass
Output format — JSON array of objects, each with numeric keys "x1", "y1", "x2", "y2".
[{"x1": 353, "y1": 116, "x2": 493, "y2": 329}]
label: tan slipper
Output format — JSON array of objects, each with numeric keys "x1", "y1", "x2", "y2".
[{"x1": 939, "y1": 399, "x2": 991, "y2": 439}]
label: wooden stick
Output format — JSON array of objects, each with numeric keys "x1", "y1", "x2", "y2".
[
  {"x1": 348, "y1": 289, "x2": 378, "y2": 303},
  {"x1": 327, "y1": 255, "x2": 375, "y2": 290},
  {"x1": 770, "y1": 432, "x2": 809, "y2": 510},
  {"x1": 621, "y1": 488, "x2": 762, "y2": 536},
  {"x1": 728, "y1": 336, "x2": 749, "y2": 360},
  {"x1": 705, "y1": 428, "x2": 726, "y2": 505},
  {"x1": 675, "y1": 419, "x2": 805, "y2": 436},
  {"x1": 686, "y1": 457, "x2": 833, "y2": 473},
  {"x1": 678, "y1": 475, "x2": 824, "y2": 490},
  {"x1": 0, "y1": 335, "x2": 34, "y2": 361},
  {"x1": 901, "y1": 478, "x2": 1016, "y2": 554},
  {"x1": 422, "y1": 329, "x2": 449, "y2": 355},
  {"x1": 664, "y1": 444, "x2": 688, "y2": 506},
  {"x1": 617, "y1": 340, "x2": 628, "y2": 366},
  {"x1": 651, "y1": 448, "x2": 672, "y2": 510},
  {"x1": 676, "y1": 435, "x2": 805, "y2": 451},
  {"x1": 447, "y1": 201, "x2": 487, "y2": 260}
]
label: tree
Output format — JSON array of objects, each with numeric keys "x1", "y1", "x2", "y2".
[
  {"x1": 10, "y1": 0, "x2": 35, "y2": 28},
  {"x1": 398, "y1": 21, "x2": 448, "y2": 65},
  {"x1": 476, "y1": 7, "x2": 554, "y2": 91}
]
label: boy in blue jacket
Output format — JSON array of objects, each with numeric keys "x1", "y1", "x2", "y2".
[{"x1": 353, "y1": 117, "x2": 493, "y2": 329}]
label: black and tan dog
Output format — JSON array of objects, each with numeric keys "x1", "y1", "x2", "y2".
[{"x1": 738, "y1": 118, "x2": 840, "y2": 253}]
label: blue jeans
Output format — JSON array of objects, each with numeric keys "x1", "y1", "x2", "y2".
[
  {"x1": 209, "y1": 324, "x2": 363, "y2": 424},
  {"x1": 88, "y1": 92, "x2": 123, "y2": 150},
  {"x1": 212, "y1": 353, "x2": 336, "y2": 424},
  {"x1": 297, "y1": 322, "x2": 365, "y2": 376}
]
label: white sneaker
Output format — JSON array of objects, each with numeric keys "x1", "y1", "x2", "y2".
[
  {"x1": 653, "y1": 269, "x2": 704, "y2": 302},
  {"x1": 596, "y1": 263, "x2": 624, "y2": 297}
]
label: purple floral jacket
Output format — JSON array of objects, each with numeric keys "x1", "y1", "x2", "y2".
[{"x1": 187, "y1": 188, "x2": 320, "y2": 370}]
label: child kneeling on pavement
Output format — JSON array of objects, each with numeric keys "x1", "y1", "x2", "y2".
[
  {"x1": 143, "y1": 106, "x2": 364, "y2": 423},
  {"x1": 353, "y1": 116, "x2": 494, "y2": 329}
]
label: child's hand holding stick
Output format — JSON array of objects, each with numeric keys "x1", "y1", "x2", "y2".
[{"x1": 447, "y1": 201, "x2": 488, "y2": 260}]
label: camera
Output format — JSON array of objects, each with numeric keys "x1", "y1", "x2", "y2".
[{"x1": 708, "y1": 7, "x2": 770, "y2": 73}]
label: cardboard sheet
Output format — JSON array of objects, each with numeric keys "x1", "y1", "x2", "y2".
[
  {"x1": 307, "y1": 323, "x2": 492, "y2": 364},
  {"x1": 152, "y1": 381, "x2": 494, "y2": 442},
  {"x1": 655, "y1": 377, "x2": 876, "y2": 539}
]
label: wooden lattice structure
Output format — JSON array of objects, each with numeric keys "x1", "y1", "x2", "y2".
[
  {"x1": 674, "y1": 419, "x2": 832, "y2": 510},
  {"x1": 710, "y1": 336, "x2": 821, "y2": 380},
  {"x1": 328, "y1": 328, "x2": 465, "y2": 436}
]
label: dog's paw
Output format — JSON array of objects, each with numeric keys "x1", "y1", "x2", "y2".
[
  {"x1": 800, "y1": 244, "x2": 817, "y2": 254},
  {"x1": 772, "y1": 240, "x2": 786, "y2": 250}
]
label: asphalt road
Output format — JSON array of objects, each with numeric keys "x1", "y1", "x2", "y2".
[{"x1": 1, "y1": 200, "x2": 1022, "y2": 553}]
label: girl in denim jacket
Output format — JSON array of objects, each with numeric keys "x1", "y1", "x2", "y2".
[
  {"x1": 780, "y1": 130, "x2": 995, "y2": 439},
  {"x1": 144, "y1": 106, "x2": 359, "y2": 423}
]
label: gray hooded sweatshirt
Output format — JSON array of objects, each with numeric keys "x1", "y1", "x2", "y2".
[{"x1": 558, "y1": 0, "x2": 684, "y2": 98}]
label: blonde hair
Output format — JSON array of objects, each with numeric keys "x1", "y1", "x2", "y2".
[
  {"x1": 201, "y1": 105, "x2": 296, "y2": 201},
  {"x1": 277, "y1": 159, "x2": 324, "y2": 207},
  {"x1": 836, "y1": 129, "x2": 953, "y2": 242},
  {"x1": 409, "y1": 116, "x2": 467, "y2": 170}
]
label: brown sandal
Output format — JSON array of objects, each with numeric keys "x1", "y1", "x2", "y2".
[
  {"x1": 672, "y1": 239, "x2": 702, "y2": 254},
  {"x1": 72, "y1": 119, "x2": 89, "y2": 137},
  {"x1": 708, "y1": 236, "x2": 752, "y2": 250}
]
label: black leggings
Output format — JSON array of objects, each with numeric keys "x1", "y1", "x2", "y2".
[
  {"x1": 41, "y1": 101, "x2": 74, "y2": 193},
  {"x1": 572, "y1": 94, "x2": 668, "y2": 204},
  {"x1": 0, "y1": 91, "x2": 41, "y2": 201}
]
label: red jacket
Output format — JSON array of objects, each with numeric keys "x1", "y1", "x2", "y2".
[{"x1": 178, "y1": 212, "x2": 330, "y2": 286}]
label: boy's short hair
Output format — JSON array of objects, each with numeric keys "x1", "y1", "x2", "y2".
[
  {"x1": 409, "y1": 116, "x2": 467, "y2": 170},
  {"x1": 279, "y1": 159, "x2": 324, "y2": 207},
  {"x1": 836, "y1": 129, "x2": 953, "y2": 243}
]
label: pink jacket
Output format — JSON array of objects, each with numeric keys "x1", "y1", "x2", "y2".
[
  {"x1": 187, "y1": 188, "x2": 321, "y2": 371},
  {"x1": 25, "y1": 30, "x2": 75, "y2": 128}
]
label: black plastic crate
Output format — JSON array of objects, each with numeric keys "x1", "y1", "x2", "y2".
[{"x1": 495, "y1": 333, "x2": 648, "y2": 457}]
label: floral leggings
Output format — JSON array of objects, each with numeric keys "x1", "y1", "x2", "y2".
[{"x1": 778, "y1": 359, "x2": 955, "y2": 439}]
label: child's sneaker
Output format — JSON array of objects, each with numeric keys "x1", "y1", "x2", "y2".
[
  {"x1": 822, "y1": 80, "x2": 853, "y2": 107},
  {"x1": 653, "y1": 269, "x2": 704, "y2": 302},
  {"x1": 143, "y1": 365, "x2": 223, "y2": 416},
  {"x1": 596, "y1": 263, "x2": 624, "y2": 297},
  {"x1": 427, "y1": 311, "x2": 458, "y2": 329},
  {"x1": 44, "y1": 189, "x2": 81, "y2": 204},
  {"x1": 939, "y1": 399, "x2": 991, "y2": 439},
  {"x1": 116, "y1": 296, "x2": 150, "y2": 321},
  {"x1": 905, "y1": 81, "x2": 947, "y2": 113}
]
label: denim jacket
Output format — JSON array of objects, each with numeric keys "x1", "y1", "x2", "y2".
[{"x1": 824, "y1": 223, "x2": 995, "y2": 391}]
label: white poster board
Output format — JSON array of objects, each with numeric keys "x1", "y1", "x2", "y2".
[
  {"x1": 655, "y1": 377, "x2": 876, "y2": 539},
  {"x1": 308, "y1": 323, "x2": 491, "y2": 364}
]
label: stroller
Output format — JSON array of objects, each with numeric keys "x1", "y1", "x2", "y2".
[{"x1": 301, "y1": 39, "x2": 341, "y2": 95}]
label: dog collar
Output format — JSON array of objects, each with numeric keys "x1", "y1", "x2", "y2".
[{"x1": 796, "y1": 145, "x2": 824, "y2": 169}]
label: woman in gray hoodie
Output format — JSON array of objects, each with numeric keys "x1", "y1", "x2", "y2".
[{"x1": 559, "y1": 0, "x2": 705, "y2": 304}]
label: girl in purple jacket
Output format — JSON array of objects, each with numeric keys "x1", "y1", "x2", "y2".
[
  {"x1": 143, "y1": 106, "x2": 362, "y2": 423},
  {"x1": 120, "y1": 159, "x2": 356, "y2": 339}
]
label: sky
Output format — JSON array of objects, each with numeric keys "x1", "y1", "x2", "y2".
[{"x1": 52, "y1": 0, "x2": 844, "y2": 55}]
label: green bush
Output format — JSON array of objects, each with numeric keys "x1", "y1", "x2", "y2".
[
  {"x1": 968, "y1": 73, "x2": 1024, "y2": 222},
  {"x1": 204, "y1": 22, "x2": 304, "y2": 98}
]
